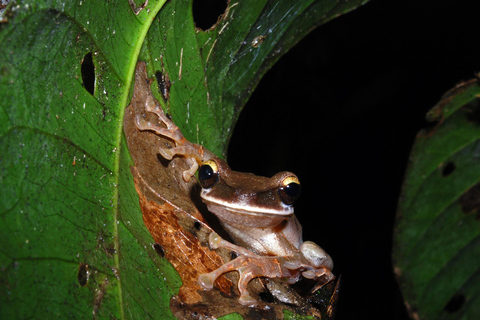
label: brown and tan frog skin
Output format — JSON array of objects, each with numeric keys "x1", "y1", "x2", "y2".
[
  {"x1": 198, "y1": 157, "x2": 304, "y2": 256},
  {"x1": 133, "y1": 63, "x2": 334, "y2": 306}
]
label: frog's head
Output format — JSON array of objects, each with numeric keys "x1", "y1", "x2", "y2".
[{"x1": 198, "y1": 157, "x2": 301, "y2": 228}]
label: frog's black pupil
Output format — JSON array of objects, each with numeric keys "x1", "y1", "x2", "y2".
[
  {"x1": 199, "y1": 164, "x2": 218, "y2": 189},
  {"x1": 285, "y1": 183, "x2": 301, "y2": 198},
  {"x1": 278, "y1": 183, "x2": 301, "y2": 205}
]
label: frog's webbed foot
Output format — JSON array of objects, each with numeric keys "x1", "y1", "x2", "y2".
[
  {"x1": 198, "y1": 259, "x2": 264, "y2": 306},
  {"x1": 198, "y1": 233, "x2": 285, "y2": 306},
  {"x1": 298, "y1": 241, "x2": 334, "y2": 281},
  {"x1": 198, "y1": 233, "x2": 335, "y2": 306},
  {"x1": 135, "y1": 95, "x2": 181, "y2": 155},
  {"x1": 135, "y1": 91, "x2": 213, "y2": 181}
]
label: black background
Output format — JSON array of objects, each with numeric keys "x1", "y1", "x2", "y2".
[{"x1": 197, "y1": 0, "x2": 479, "y2": 319}]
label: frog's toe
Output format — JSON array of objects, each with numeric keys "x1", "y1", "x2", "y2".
[
  {"x1": 283, "y1": 260, "x2": 301, "y2": 270},
  {"x1": 238, "y1": 293, "x2": 257, "y2": 306},
  {"x1": 208, "y1": 232, "x2": 222, "y2": 249},
  {"x1": 198, "y1": 273, "x2": 215, "y2": 290},
  {"x1": 301, "y1": 270, "x2": 317, "y2": 279}
]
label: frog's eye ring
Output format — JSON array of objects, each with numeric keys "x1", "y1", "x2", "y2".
[
  {"x1": 278, "y1": 176, "x2": 301, "y2": 205},
  {"x1": 199, "y1": 159, "x2": 219, "y2": 189}
]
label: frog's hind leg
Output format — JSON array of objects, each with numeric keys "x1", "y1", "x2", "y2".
[
  {"x1": 135, "y1": 94, "x2": 184, "y2": 148},
  {"x1": 135, "y1": 90, "x2": 213, "y2": 181},
  {"x1": 198, "y1": 232, "x2": 285, "y2": 306},
  {"x1": 198, "y1": 257, "x2": 260, "y2": 306},
  {"x1": 236, "y1": 265, "x2": 264, "y2": 306}
]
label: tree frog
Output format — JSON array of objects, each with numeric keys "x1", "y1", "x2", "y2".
[{"x1": 134, "y1": 68, "x2": 334, "y2": 306}]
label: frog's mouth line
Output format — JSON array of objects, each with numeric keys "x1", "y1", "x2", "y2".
[
  {"x1": 200, "y1": 191, "x2": 294, "y2": 228},
  {"x1": 200, "y1": 193, "x2": 294, "y2": 216}
]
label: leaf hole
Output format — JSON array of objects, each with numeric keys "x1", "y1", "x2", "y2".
[
  {"x1": 444, "y1": 294, "x2": 465, "y2": 313},
  {"x1": 153, "y1": 243, "x2": 165, "y2": 257},
  {"x1": 77, "y1": 263, "x2": 89, "y2": 286},
  {"x1": 104, "y1": 243, "x2": 116, "y2": 257},
  {"x1": 192, "y1": 0, "x2": 228, "y2": 31},
  {"x1": 442, "y1": 161, "x2": 455, "y2": 177},
  {"x1": 81, "y1": 52, "x2": 95, "y2": 95}
]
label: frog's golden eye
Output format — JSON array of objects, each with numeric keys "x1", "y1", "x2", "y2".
[
  {"x1": 278, "y1": 175, "x2": 301, "y2": 205},
  {"x1": 198, "y1": 159, "x2": 219, "y2": 189}
]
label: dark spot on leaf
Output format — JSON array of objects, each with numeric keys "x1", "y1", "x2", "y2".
[
  {"x1": 463, "y1": 98, "x2": 480, "y2": 125},
  {"x1": 104, "y1": 243, "x2": 116, "y2": 257},
  {"x1": 155, "y1": 70, "x2": 171, "y2": 101},
  {"x1": 93, "y1": 278, "x2": 108, "y2": 314},
  {"x1": 194, "y1": 221, "x2": 201, "y2": 230},
  {"x1": 81, "y1": 52, "x2": 95, "y2": 95},
  {"x1": 153, "y1": 243, "x2": 165, "y2": 257},
  {"x1": 441, "y1": 161, "x2": 455, "y2": 177},
  {"x1": 459, "y1": 183, "x2": 480, "y2": 214},
  {"x1": 77, "y1": 263, "x2": 89, "y2": 286},
  {"x1": 444, "y1": 294, "x2": 465, "y2": 313},
  {"x1": 192, "y1": 0, "x2": 227, "y2": 31}
]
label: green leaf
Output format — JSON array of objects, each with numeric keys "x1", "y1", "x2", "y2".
[
  {"x1": 0, "y1": 0, "x2": 367, "y2": 318},
  {"x1": 393, "y1": 79, "x2": 480, "y2": 319},
  {"x1": 142, "y1": 0, "x2": 370, "y2": 157}
]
